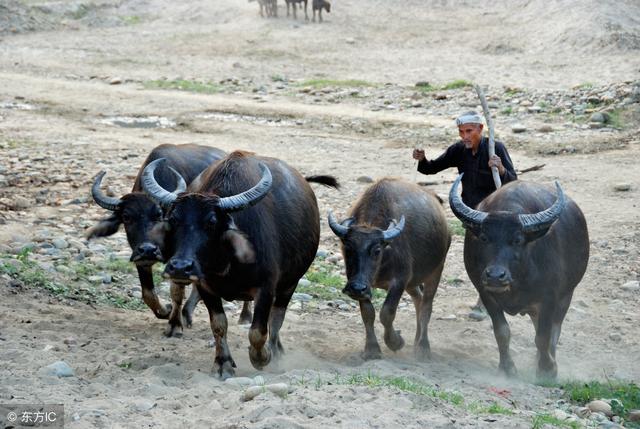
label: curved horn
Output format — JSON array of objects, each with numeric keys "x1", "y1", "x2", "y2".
[
  {"x1": 382, "y1": 215, "x2": 406, "y2": 241},
  {"x1": 448, "y1": 173, "x2": 488, "y2": 228},
  {"x1": 519, "y1": 181, "x2": 566, "y2": 233},
  {"x1": 217, "y1": 163, "x2": 273, "y2": 212},
  {"x1": 141, "y1": 158, "x2": 185, "y2": 207},
  {"x1": 327, "y1": 210, "x2": 352, "y2": 238},
  {"x1": 91, "y1": 171, "x2": 122, "y2": 211}
]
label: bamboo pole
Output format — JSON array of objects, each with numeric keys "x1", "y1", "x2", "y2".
[{"x1": 474, "y1": 84, "x2": 502, "y2": 189}]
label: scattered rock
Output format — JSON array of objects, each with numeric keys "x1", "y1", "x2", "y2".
[
  {"x1": 133, "y1": 400, "x2": 156, "y2": 412},
  {"x1": 589, "y1": 112, "x2": 609, "y2": 123},
  {"x1": 9, "y1": 196, "x2": 31, "y2": 210},
  {"x1": 628, "y1": 410, "x2": 640, "y2": 422},
  {"x1": 242, "y1": 385, "x2": 264, "y2": 401},
  {"x1": 297, "y1": 279, "x2": 311, "y2": 288},
  {"x1": 613, "y1": 183, "x2": 631, "y2": 192},
  {"x1": 265, "y1": 383, "x2": 289, "y2": 398},
  {"x1": 438, "y1": 314, "x2": 457, "y2": 321},
  {"x1": 537, "y1": 125, "x2": 554, "y2": 133},
  {"x1": 225, "y1": 377, "x2": 255, "y2": 387},
  {"x1": 316, "y1": 249, "x2": 328, "y2": 258},
  {"x1": 609, "y1": 332, "x2": 622, "y2": 342},
  {"x1": 587, "y1": 400, "x2": 612, "y2": 416},
  {"x1": 109, "y1": 77, "x2": 123, "y2": 85},
  {"x1": 292, "y1": 293, "x2": 312, "y2": 302},
  {"x1": 620, "y1": 280, "x2": 639, "y2": 291},
  {"x1": 589, "y1": 122, "x2": 605, "y2": 129},
  {"x1": 574, "y1": 406, "x2": 591, "y2": 418},
  {"x1": 52, "y1": 238, "x2": 69, "y2": 249},
  {"x1": 511, "y1": 124, "x2": 527, "y2": 133},
  {"x1": 468, "y1": 309, "x2": 487, "y2": 321},
  {"x1": 42, "y1": 361, "x2": 75, "y2": 377}
]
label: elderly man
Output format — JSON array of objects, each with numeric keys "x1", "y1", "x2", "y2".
[
  {"x1": 412, "y1": 110, "x2": 517, "y2": 320},
  {"x1": 413, "y1": 110, "x2": 517, "y2": 208}
]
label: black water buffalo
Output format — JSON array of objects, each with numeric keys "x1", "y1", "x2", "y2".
[
  {"x1": 449, "y1": 174, "x2": 589, "y2": 379},
  {"x1": 312, "y1": 0, "x2": 330, "y2": 22},
  {"x1": 285, "y1": 0, "x2": 308, "y2": 19},
  {"x1": 87, "y1": 144, "x2": 252, "y2": 336},
  {"x1": 328, "y1": 178, "x2": 451, "y2": 361},
  {"x1": 142, "y1": 150, "x2": 338, "y2": 378}
]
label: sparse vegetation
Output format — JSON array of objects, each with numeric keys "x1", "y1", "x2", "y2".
[
  {"x1": 122, "y1": 15, "x2": 141, "y2": 25},
  {"x1": 563, "y1": 380, "x2": 640, "y2": 422},
  {"x1": 448, "y1": 219, "x2": 466, "y2": 237},
  {"x1": 441, "y1": 79, "x2": 473, "y2": 90},
  {"x1": 143, "y1": 79, "x2": 223, "y2": 94},
  {"x1": 500, "y1": 106, "x2": 513, "y2": 115},
  {"x1": 576, "y1": 82, "x2": 594, "y2": 90},
  {"x1": 531, "y1": 413, "x2": 580, "y2": 429},
  {"x1": 469, "y1": 401, "x2": 514, "y2": 415},
  {"x1": 606, "y1": 109, "x2": 624, "y2": 129}
]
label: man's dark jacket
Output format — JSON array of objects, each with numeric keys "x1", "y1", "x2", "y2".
[{"x1": 418, "y1": 137, "x2": 517, "y2": 208}]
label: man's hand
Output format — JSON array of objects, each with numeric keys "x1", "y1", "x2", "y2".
[
  {"x1": 488, "y1": 155, "x2": 506, "y2": 175},
  {"x1": 412, "y1": 149, "x2": 426, "y2": 161}
]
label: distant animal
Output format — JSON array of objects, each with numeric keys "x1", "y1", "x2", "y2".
[
  {"x1": 285, "y1": 0, "x2": 308, "y2": 20},
  {"x1": 312, "y1": 0, "x2": 330, "y2": 22},
  {"x1": 141, "y1": 151, "x2": 339, "y2": 378},
  {"x1": 449, "y1": 174, "x2": 589, "y2": 379},
  {"x1": 328, "y1": 178, "x2": 450, "y2": 361},
  {"x1": 249, "y1": 0, "x2": 278, "y2": 17}
]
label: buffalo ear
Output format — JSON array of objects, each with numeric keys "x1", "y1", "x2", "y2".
[
  {"x1": 223, "y1": 229, "x2": 255, "y2": 264},
  {"x1": 85, "y1": 214, "x2": 121, "y2": 239}
]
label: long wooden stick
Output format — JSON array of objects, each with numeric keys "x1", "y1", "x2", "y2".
[{"x1": 474, "y1": 84, "x2": 501, "y2": 189}]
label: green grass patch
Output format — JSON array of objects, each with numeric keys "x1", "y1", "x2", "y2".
[
  {"x1": 448, "y1": 219, "x2": 466, "y2": 237},
  {"x1": 606, "y1": 109, "x2": 624, "y2": 129},
  {"x1": 563, "y1": 380, "x2": 640, "y2": 419},
  {"x1": 415, "y1": 82, "x2": 436, "y2": 92},
  {"x1": 122, "y1": 15, "x2": 141, "y2": 25},
  {"x1": 469, "y1": 401, "x2": 514, "y2": 415},
  {"x1": 500, "y1": 106, "x2": 513, "y2": 115},
  {"x1": 144, "y1": 79, "x2": 223, "y2": 94},
  {"x1": 297, "y1": 79, "x2": 376, "y2": 89},
  {"x1": 338, "y1": 371, "x2": 465, "y2": 405},
  {"x1": 441, "y1": 79, "x2": 473, "y2": 90},
  {"x1": 531, "y1": 413, "x2": 580, "y2": 429},
  {"x1": 576, "y1": 82, "x2": 594, "y2": 90}
]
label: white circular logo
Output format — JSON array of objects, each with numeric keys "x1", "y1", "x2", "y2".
[{"x1": 7, "y1": 411, "x2": 17, "y2": 422}]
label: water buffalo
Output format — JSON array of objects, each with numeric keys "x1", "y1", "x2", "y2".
[
  {"x1": 87, "y1": 144, "x2": 252, "y2": 336},
  {"x1": 142, "y1": 150, "x2": 338, "y2": 378},
  {"x1": 328, "y1": 178, "x2": 451, "y2": 361},
  {"x1": 312, "y1": 0, "x2": 330, "y2": 22},
  {"x1": 449, "y1": 174, "x2": 589, "y2": 379},
  {"x1": 285, "y1": 0, "x2": 308, "y2": 19}
]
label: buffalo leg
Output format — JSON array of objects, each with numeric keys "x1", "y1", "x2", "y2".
[
  {"x1": 136, "y1": 265, "x2": 171, "y2": 319},
  {"x1": 181, "y1": 284, "x2": 200, "y2": 328},
  {"x1": 268, "y1": 290, "x2": 294, "y2": 361},
  {"x1": 312, "y1": 9, "x2": 316, "y2": 22},
  {"x1": 164, "y1": 282, "x2": 186, "y2": 337},
  {"x1": 318, "y1": 8, "x2": 323, "y2": 22},
  {"x1": 482, "y1": 293, "x2": 517, "y2": 376},
  {"x1": 405, "y1": 283, "x2": 423, "y2": 346},
  {"x1": 248, "y1": 287, "x2": 274, "y2": 369},
  {"x1": 238, "y1": 301, "x2": 253, "y2": 325},
  {"x1": 380, "y1": 280, "x2": 406, "y2": 352},
  {"x1": 359, "y1": 298, "x2": 382, "y2": 360},
  {"x1": 303, "y1": 0, "x2": 308, "y2": 19},
  {"x1": 199, "y1": 287, "x2": 236, "y2": 379},
  {"x1": 415, "y1": 264, "x2": 443, "y2": 361},
  {"x1": 535, "y1": 295, "x2": 571, "y2": 380}
]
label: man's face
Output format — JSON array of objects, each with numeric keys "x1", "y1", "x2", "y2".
[{"x1": 458, "y1": 123, "x2": 483, "y2": 150}]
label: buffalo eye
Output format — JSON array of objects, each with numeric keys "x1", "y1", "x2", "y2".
[
  {"x1": 511, "y1": 233, "x2": 525, "y2": 246},
  {"x1": 370, "y1": 244, "x2": 382, "y2": 257},
  {"x1": 206, "y1": 213, "x2": 218, "y2": 228},
  {"x1": 121, "y1": 213, "x2": 133, "y2": 224},
  {"x1": 479, "y1": 232, "x2": 489, "y2": 243}
]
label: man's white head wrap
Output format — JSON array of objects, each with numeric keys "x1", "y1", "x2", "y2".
[{"x1": 455, "y1": 111, "x2": 483, "y2": 126}]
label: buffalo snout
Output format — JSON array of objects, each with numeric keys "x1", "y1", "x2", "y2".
[
  {"x1": 131, "y1": 242, "x2": 162, "y2": 263},
  {"x1": 165, "y1": 258, "x2": 197, "y2": 282},
  {"x1": 481, "y1": 265, "x2": 513, "y2": 291},
  {"x1": 342, "y1": 282, "x2": 371, "y2": 300}
]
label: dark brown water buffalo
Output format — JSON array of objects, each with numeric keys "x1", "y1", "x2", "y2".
[
  {"x1": 87, "y1": 144, "x2": 253, "y2": 336},
  {"x1": 142, "y1": 150, "x2": 338, "y2": 378},
  {"x1": 312, "y1": 0, "x2": 330, "y2": 22},
  {"x1": 328, "y1": 178, "x2": 450, "y2": 361},
  {"x1": 449, "y1": 174, "x2": 589, "y2": 379}
]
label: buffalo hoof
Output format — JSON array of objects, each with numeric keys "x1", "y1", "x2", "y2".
[
  {"x1": 164, "y1": 323, "x2": 183, "y2": 338},
  {"x1": 414, "y1": 346, "x2": 432, "y2": 362},
  {"x1": 215, "y1": 356, "x2": 237, "y2": 380},
  {"x1": 536, "y1": 365, "x2": 558, "y2": 382},
  {"x1": 384, "y1": 329, "x2": 405, "y2": 352},
  {"x1": 181, "y1": 308, "x2": 193, "y2": 328},
  {"x1": 155, "y1": 304, "x2": 172, "y2": 320},
  {"x1": 249, "y1": 345, "x2": 272, "y2": 370},
  {"x1": 361, "y1": 346, "x2": 382, "y2": 361},
  {"x1": 499, "y1": 361, "x2": 517, "y2": 378}
]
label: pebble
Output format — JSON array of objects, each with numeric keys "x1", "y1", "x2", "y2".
[
  {"x1": 316, "y1": 249, "x2": 328, "y2": 258},
  {"x1": 574, "y1": 406, "x2": 591, "y2": 418},
  {"x1": 438, "y1": 314, "x2": 457, "y2": 321},
  {"x1": 587, "y1": 400, "x2": 612, "y2": 416},
  {"x1": 468, "y1": 309, "x2": 487, "y2": 321},
  {"x1": 297, "y1": 279, "x2": 311, "y2": 288},
  {"x1": 628, "y1": 410, "x2": 640, "y2": 421},
  {"x1": 242, "y1": 385, "x2": 264, "y2": 401},
  {"x1": 133, "y1": 400, "x2": 156, "y2": 412},
  {"x1": 225, "y1": 377, "x2": 255, "y2": 387},
  {"x1": 609, "y1": 332, "x2": 622, "y2": 342},
  {"x1": 613, "y1": 183, "x2": 631, "y2": 192},
  {"x1": 109, "y1": 77, "x2": 123, "y2": 85},
  {"x1": 537, "y1": 125, "x2": 554, "y2": 133},
  {"x1": 292, "y1": 293, "x2": 312, "y2": 302},
  {"x1": 52, "y1": 238, "x2": 69, "y2": 249},
  {"x1": 590, "y1": 112, "x2": 609, "y2": 123},
  {"x1": 357, "y1": 176, "x2": 374, "y2": 183},
  {"x1": 10, "y1": 196, "x2": 31, "y2": 210},
  {"x1": 620, "y1": 280, "x2": 639, "y2": 291},
  {"x1": 42, "y1": 361, "x2": 75, "y2": 377},
  {"x1": 511, "y1": 124, "x2": 527, "y2": 133},
  {"x1": 265, "y1": 383, "x2": 289, "y2": 398}
]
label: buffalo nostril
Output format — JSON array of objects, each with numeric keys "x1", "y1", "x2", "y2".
[{"x1": 485, "y1": 266, "x2": 507, "y2": 280}]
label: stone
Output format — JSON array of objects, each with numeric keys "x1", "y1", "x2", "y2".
[
  {"x1": 225, "y1": 377, "x2": 254, "y2": 387},
  {"x1": 316, "y1": 249, "x2": 328, "y2": 258},
  {"x1": 511, "y1": 124, "x2": 527, "y2": 133},
  {"x1": 10, "y1": 196, "x2": 31, "y2": 210},
  {"x1": 574, "y1": 406, "x2": 591, "y2": 418},
  {"x1": 589, "y1": 122, "x2": 605, "y2": 129},
  {"x1": 109, "y1": 77, "x2": 123, "y2": 85},
  {"x1": 628, "y1": 410, "x2": 640, "y2": 422},
  {"x1": 242, "y1": 385, "x2": 264, "y2": 401},
  {"x1": 621, "y1": 281, "x2": 639, "y2": 291},
  {"x1": 297, "y1": 279, "x2": 311, "y2": 288},
  {"x1": 52, "y1": 238, "x2": 69, "y2": 249},
  {"x1": 42, "y1": 361, "x2": 75, "y2": 377},
  {"x1": 587, "y1": 400, "x2": 612, "y2": 416},
  {"x1": 438, "y1": 314, "x2": 457, "y2": 321},
  {"x1": 537, "y1": 125, "x2": 554, "y2": 133},
  {"x1": 468, "y1": 309, "x2": 487, "y2": 321},
  {"x1": 553, "y1": 409, "x2": 570, "y2": 420},
  {"x1": 133, "y1": 400, "x2": 156, "y2": 412},
  {"x1": 266, "y1": 383, "x2": 289, "y2": 398},
  {"x1": 613, "y1": 183, "x2": 631, "y2": 192},
  {"x1": 292, "y1": 293, "x2": 312, "y2": 302},
  {"x1": 590, "y1": 112, "x2": 609, "y2": 123},
  {"x1": 609, "y1": 332, "x2": 622, "y2": 342}
]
